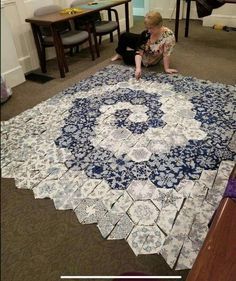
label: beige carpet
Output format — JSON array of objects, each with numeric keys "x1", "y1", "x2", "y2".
[{"x1": 1, "y1": 18, "x2": 236, "y2": 281}]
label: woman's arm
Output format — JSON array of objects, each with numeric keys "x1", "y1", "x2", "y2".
[
  {"x1": 135, "y1": 53, "x2": 143, "y2": 80},
  {"x1": 163, "y1": 56, "x2": 178, "y2": 74},
  {"x1": 134, "y1": 31, "x2": 149, "y2": 80}
]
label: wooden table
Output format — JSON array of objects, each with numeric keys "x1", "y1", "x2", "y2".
[
  {"x1": 175, "y1": 0, "x2": 181, "y2": 42},
  {"x1": 187, "y1": 164, "x2": 236, "y2": 280},
  {"x1": 25, "y1": 0, "x2": 131, "y2": 78},
  {"x1": 186, "y1": 194, "x2": 236, "y2": 281},
  {"x1": 175, "y1": 0, "x2": 236, "y2": 41},
  {"x1": 175, "y1": 0, "x2": 191, "y2": 42}
]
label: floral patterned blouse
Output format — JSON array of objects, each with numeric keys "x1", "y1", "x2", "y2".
[{"x1": 137, "y1": 27, "x2": 176, "y2": 67}]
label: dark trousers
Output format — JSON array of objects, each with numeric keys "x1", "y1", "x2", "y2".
[{"x1": 115, "y1": 32, "x2": 141, "y2": 65}]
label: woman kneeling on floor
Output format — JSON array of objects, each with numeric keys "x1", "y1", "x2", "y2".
[{"x1": 111, "y1": 11, "x2": 177, "y2": 80}]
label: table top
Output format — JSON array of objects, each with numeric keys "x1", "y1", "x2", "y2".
[{"x1": 25, "y1": 0, "x2": 130, "y2": 24}]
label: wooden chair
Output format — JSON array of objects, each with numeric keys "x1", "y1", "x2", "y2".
[
  {"x1": 71, "y1": 0, "x2": 121, "y2": 57},
  {"x1": 34, "y1": 5, "x2": 95, "y2": 74}
]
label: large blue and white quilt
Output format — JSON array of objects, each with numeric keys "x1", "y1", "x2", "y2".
[{"x1": 1, "y1": 65, "x2": 235, "y2": 270}]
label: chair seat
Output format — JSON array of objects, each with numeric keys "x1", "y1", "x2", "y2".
[
  {"x1": 43, "y1": 30, "x2": 89, "y2": 46},
  {"x1": 95, "y1": 21, "x2": 118, "y2": 33}
]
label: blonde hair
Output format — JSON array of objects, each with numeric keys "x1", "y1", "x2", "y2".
[{"x1": 144, "y1": 11, "x2": 163, "y2": 28}]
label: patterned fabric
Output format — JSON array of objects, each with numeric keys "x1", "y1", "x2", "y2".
[
  {"x1": 1, "y1": 64, "x2": 235, "y2": 270},
  {"x1": 141, "y1": 27, "x2": 175, "y2": 67}
]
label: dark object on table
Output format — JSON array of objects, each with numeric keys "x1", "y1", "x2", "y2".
[
  {"x1": 196, "y1": 0, "x2": 225, "y2": 18},
  {"x1": 25, "y1": 72, "x2": 55, "y2": 84}
]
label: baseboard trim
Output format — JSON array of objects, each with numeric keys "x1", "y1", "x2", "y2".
[
  {"x1": 18, "y1": 55, "x2": 32, "y2": 73},
  {"x1": 1, "y1": 0, "x2": 16, "y2": 9},
  {"x1": 2, "y1": 65, "x2": 25, "y2": 88},
  {"x1": 203, "y1": 14, "x2": 236, "y2": 27}
]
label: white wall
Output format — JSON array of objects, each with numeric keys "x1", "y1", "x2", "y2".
[
  {"x1": 182, "y1": 1, "x2": 198, "y2": 20},
  {"x1": 149, "y1": 0, "x2": 184, "y2": 19},
  {"x1": 148, "y1": 0, "x2": 236, "y2": 25},
  {"x1": 147, "y1": 0, "x2": 199, "y2": 19},
  {"x1": 203, "y1": 3, "x2": 236, "y2": 27},
  {"x1": 133, "y1": 0, "x2": 145, "y2": 16},
  {"x1": 1, "y1": 0, "x2": 58, "y2": 80},
  {"x1": 1, "y1": 0, "x2": 133, "y2": 86},
  {"x1": 1, "y1": 1, "x2": 25, "y2": 87},
  {"x1": 133, "y1": 0, "x2": 144, "y2": 9}
]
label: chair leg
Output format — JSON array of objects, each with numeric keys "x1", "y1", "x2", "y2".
[
  {"x1": 69, "y1": 47, "x2": 74, "y2": 57},
  {"x1": 110, "y1": 32, "x2": 113, "y2": 43},
  {"x1": 76, "y1": 45, "x2": 79, "y2": 53},
  {"x1": 94, "y1": 33, "x2": 100, "y2": 58},
  {"x1": 175, "y1": 0, "x2": 181, "y2": 42},
  {"x1": 41, "y1": 46, "x2": 47, "y2": 73},
  {"x1": 117, "y1": 25, "x2": 121, "y2": 40},
  {"x1": 88, "y1": 35, "x2": 95, "y2": 61},
  {"x1": 185, "y1": 0, "x2": 191, "y2": 37},
  {"x1": 61, "y1": 47, "x2": 69, "y2": 73},
  {"x1": 99, "y1": 35, "x2": 102, "y2": 45}
]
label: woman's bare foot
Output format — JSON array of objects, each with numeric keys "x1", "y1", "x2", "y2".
[{"x1": 111, "y1": 54, "x2": 122, "y2": 62}]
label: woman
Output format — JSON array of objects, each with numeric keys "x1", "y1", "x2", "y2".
[{"x1": 111, "y1": 11, "x2": 177, "y2": 79}]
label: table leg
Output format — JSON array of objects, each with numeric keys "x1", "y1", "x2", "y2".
[
  {"x1": 175, "y1": 0, "x2": 181, "y2": 42},
  {"x1": 185, "y1": 0, "x2": 191, "y2": 37},
  {"x1": 50, "y1": 24, "x2": 65, "y2": 78},
  {"x1": 31, "y1": 23, "x2": 46, "y2": 73},
  {"x1": 125, "y1": 2, "x2": 130, "y2": 32}
]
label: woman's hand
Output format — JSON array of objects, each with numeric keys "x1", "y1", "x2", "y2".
[
  {"x1": 163, "y1": 56, "x2": 178, "y2": 74},
  {"x1": 135, "y1": 68, "x2": 142, "y2": 80},
  {"x1": 165, "y1": 68, "x2": 178, "y2": 74}
]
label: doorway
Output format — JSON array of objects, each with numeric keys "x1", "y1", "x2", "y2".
[{"x1": 133, "y1": 0, "x2": 150, "y2": 16}]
